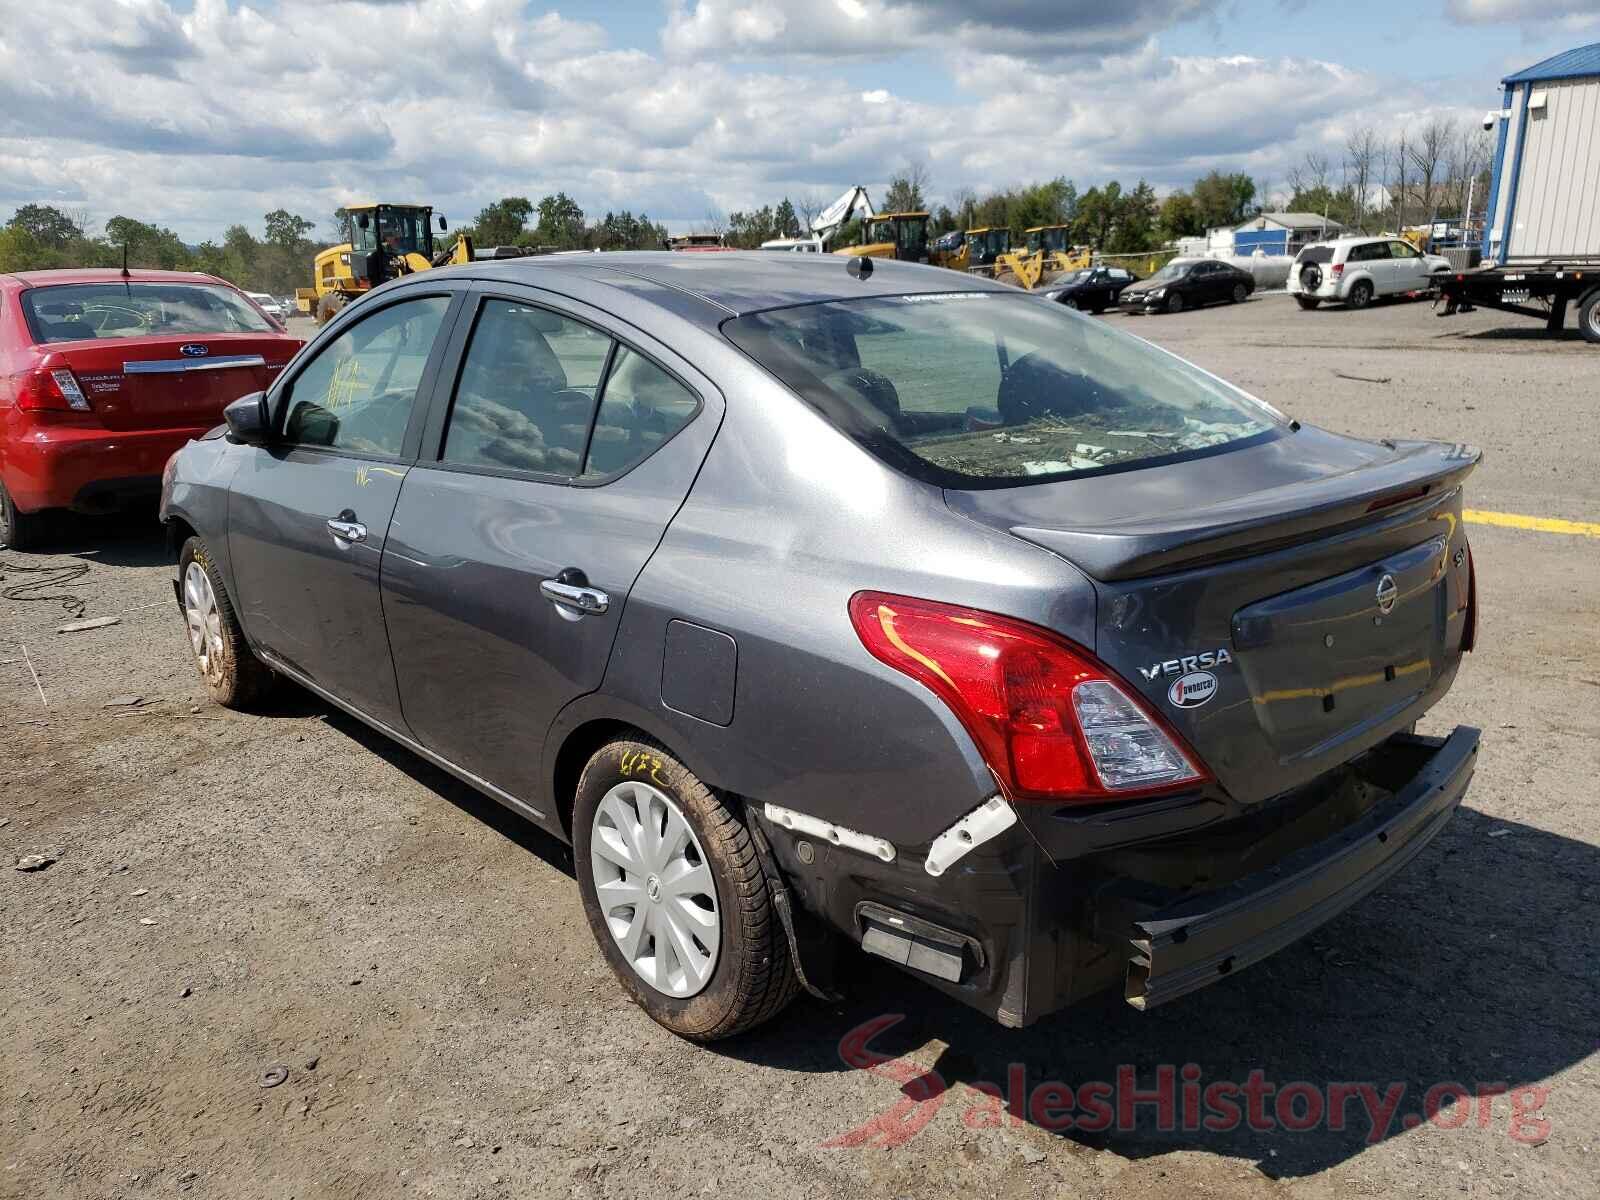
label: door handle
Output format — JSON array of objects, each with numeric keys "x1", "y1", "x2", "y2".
[
  {"x1": 540, "y1": 578, "x2": 609, "y2": 615},
  {"x1": 327, "y1": 516, "x2": 367, "y2": 544}
]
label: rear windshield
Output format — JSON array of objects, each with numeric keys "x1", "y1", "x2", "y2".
[
  {"x1": 1296, "y1": 246, "x2": 1335, "y2": 264},
  {"x1": 723, "y1": 292, "x2": 1283, "y2": 487},
  {"x1": 22, "y1": 283, "x2": 275, "y2": 344}
]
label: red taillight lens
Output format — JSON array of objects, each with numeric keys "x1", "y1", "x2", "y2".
[
  {"x1": 848, "y1": 592, "x2": 1208, "y2": 804},
  {"x1": 1461, "y1": 544, "x2": 1477, "y2": 653},
  {"x1": 15, "y1": 367, "x2": 91, "y2": 412},
  {"x1": 1331, "y1": 263, "x2": 1345, "y2": 276}
]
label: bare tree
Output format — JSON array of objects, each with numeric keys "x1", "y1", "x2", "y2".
[
  {"x1": 1408, "y1": 116, "x2": 1455, "y2": 225},
  {"x1": 1344, "y1": 125, "x2": 1381, "y2": 231},
  {"x1": 1391, "y1": 126, "x2": 1411, "y2": 232},
  {"x1": 795, "y1": 192, "x2": 826, "y2": 234},
  {"x1": 882, "y1": 159, "x2": 933, "y2": 213},
  {"x1": 1287, "y1": 151, "x2": 1332, "y2": 199},
  {"x1": 699, "y1": 209, "x2": 727, "y2": 238},
  {"x1": 1448, "y1": 126, "x2": 1493, "y2": 220}
]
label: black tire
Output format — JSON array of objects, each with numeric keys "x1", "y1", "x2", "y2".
[
  {"x1": 1062, "y1": 296, "x2": 1079, "y2": 310},
  {"x1": 1164, "y1": 291, "x2": 1185, "y2": 314},
  {"x1": 178, "y1": 536, "x2": 276, "y2": 709},
  {"x1": 1346, "y1": 280, "x2": 1374, "y2": 310},
  {"x1": 1231, "y1": 282, "x2": 1249, "y2": 304},
  {"x1": 0, "y1": 478, "x2": 45, "y2": 551},
  {"x1": 1296, "y1": 296, "x2": 1322, "y2": 311},
  {"x1": 1579, "y1": 289, "x2": 1600, "y2": 345},
  {"x1": 1091, "y1": 303, "x2": 1106, "y2": 315},
  {"x1": 314, "y1": 292, "x2": 348, "y2": 325},
  {"x1": 994, "y1": 269, "x2": 1021, "y2": 288},
  {"x1": 574, "y1": 737, "x2": 799, "y2": 1041}
]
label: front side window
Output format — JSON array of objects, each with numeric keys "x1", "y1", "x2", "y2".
[
  {"x1": 442, "y1": 300, "x2": 613, "y2": 474},
  {"x1": 1389, "y1": 240, "x2": 1420, "y2": 260},
  {"x1": 283, "y1": 295, "x2": 452, "y2": 456},
  {"x1": 22, "y1": 283, "x2": 275, "y2": 343},
  {"x1": 724, "y1": 292, "x2": 1283, "y2": 487}
]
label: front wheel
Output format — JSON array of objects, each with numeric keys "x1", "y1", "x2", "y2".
[
  {"x1": 0, "y1": 478, "x2": 44, "y2": 551},
  {"x1": 574, "y1": 738, "x2": 799, "y2": 1041},
  {"x1": 1062, "y1": 296, "x2": 1079, "y2": 310},
  {"x1": 178, "y1": 537, "x2": 276, "y2": 709},
  {"x1": 1295, "y1": 296, "x2": 1322, "y2": 311},
  {"x1": 1231, "y1": 283, "x2": 1249, "y2": 304},
  {"x1": 1578, "y1": 289, "x2": 1600, "y2": 345},
  {"x1": 1164, "y1": 291, "x2": 1185, "y2": 314},
  {"x1": 1346, "y1": 280, "x2": 1374, "y2": 310}
]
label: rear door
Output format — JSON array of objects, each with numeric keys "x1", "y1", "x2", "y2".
[
  {"x1": 381, "y1": 285, "x2": 723, "y2": 803},
  {"x1": 227, "y1": 288, "x2": 464, "y2": 729}
]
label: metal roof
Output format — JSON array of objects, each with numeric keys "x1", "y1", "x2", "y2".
[
  {"x1": 1238, "y1": 212, "x2": 1346, "y2": 232},
  {"x1": 1504, "y1": 42, "x2": 1600, "y2": 84}
]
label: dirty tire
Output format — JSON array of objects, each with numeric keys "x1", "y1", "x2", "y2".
[
  {"x1": 1164, "y1": 291, "x2": 1185, "y2": 314},
  {"x1": 0, "y1": 478, "x2": 44, "y2": 551},
  {"x1": 1347, "y1": 280, "x2": 1373, "y2": 310},
  {"x1": 1579, "y1": 289, "x2": 1600, "y2": 345},
  {"x1": 1231, "y1": 282, "x2": 1249, "y2": 304},
  {"x1": 574, "y1": 737, "x2": 799, "y2": 1041},
  {"x1": 1091, "y1": 302, "x2": 1107, "y2": 315},
  {"x1": 1062, "y1": 296, "x2": 1079, "y2": 310},
  {"x1": 314, "y1": 292, "x2": 347, "y2": 325},
  {"x1": 1295, "y1": 296, "x2": 1322, "y2": 311},
  {"x1": 178, "y1": 536, "x2": 275, "y2": 710},
  {"x1": 994, "y1": 269, "x2": 1021, "y2": 288}
]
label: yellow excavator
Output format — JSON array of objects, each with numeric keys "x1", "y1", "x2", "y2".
[
  {"x1": 933, "y1": 226, "x2": 1013, "y2": 274},
  {"x1": 994, "y1": 224, "x2": 1092, "y2": 289},
  {"x1": 833, "y1": 211, "x2": 931, "y2": 262},
  {"x1": 297, "y1": 202, "x2": 475, "y2": 324}
]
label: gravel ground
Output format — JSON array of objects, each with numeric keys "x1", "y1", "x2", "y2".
[{"x1": 2, "y1": 294, "x2": 1596, "y2": 1199}]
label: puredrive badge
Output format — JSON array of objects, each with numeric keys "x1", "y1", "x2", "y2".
[{"x1": 1168, "y1": 671, "x2": 1218, "y2": 709}]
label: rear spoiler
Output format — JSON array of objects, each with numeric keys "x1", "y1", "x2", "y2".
[{"x1": 1003, "y1": 441, "x2": 1480, "y2": 582}]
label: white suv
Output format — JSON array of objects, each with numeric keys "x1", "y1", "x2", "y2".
[{"x1": 1289, "y1": 237, "x2": 1451, "y2": 311}]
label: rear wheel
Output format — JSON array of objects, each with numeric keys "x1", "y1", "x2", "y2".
[
  {"x1": 314, "y1": 291, "x2": 348, "y2": 325},
  {"x1": 1346, "y1": 280, "x2": 1374, "y2": 310},
  {"x1": 574, "y1": 737, "x2": 799, "y2": 1041},
  {"x1": 994, "y1": 269, "x2": 1021, "y2": 288},
  {"x1": 1579, "y1": 289, "x2": 1600, "y2": 345},
  {"x1": 1164, "y1": 291, "x2": 1185, "y2": 314},
  {"x1": 1231, "y1": 282, "x2": 1249, "y2": 304},
  {"x1": 0, "y1": 478, "x2": 44, "y2": 551},
  {"x1": 178, "y1": 537, "x2": 276, "y2": 709},
  {"x1": 1295, "y1": 296, "x2": 1322, "y2": 311}
]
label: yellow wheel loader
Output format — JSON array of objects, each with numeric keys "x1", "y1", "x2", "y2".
[
  {"x1": 994, "y1": 224, "x2": 1092, "y2": 290},
  {"x1": 936, "y1": 226, "x2": 1012, "y2": 274},
  {"x1": 296, "y1": 203, "x2": 474, "y2": 324},
  {"x1": 833, "y1": 212, "x2": 930, "y2": 262}
]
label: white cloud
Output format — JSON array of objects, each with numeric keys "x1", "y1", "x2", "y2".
[
  {"x1": 0, "y1": 0, "x2": 1489, "y2": 243},
  {"x1": 1444, "y1": 0, "x2": 1600, "y2": 28}
]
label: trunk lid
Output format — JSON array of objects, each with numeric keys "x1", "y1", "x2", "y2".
[
  {"x1": 945, "y1": 428, "x2": 1479, "y2": 805},
  {"x1": 48, "y1": 334, "x2": 299, "y2": 431}
]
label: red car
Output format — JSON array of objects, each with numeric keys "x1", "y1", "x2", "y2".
[{"x1": 0, "y1": 268, "x2": 301, "y2": 548}]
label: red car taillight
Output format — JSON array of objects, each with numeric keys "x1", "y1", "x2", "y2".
[
  {"x1": 16, "y1": 367, "x2": 92, "y2": 412},
  {"x1": 1461, "y1": 544, "x2": 1477, "y2": 653},
  {"x1": 848, "y1": 592, "x2": 1209, "y2": 804},
  {"x1": 1331, "y1": 263, "x2": 1345, "y2": 277}
]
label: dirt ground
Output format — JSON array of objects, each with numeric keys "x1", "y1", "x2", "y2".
[{"x1": 2, "y1": 294, "x2": 1596, "y2": 1199}]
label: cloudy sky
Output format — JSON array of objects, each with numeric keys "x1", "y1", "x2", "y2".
[{"x1": 0, "y1": 0, "x2": 1594, "y2": 243}]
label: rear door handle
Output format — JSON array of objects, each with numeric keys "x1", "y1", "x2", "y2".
[
  {"x1": 540, "y1": 579, "x2": 609, "y2": 615},
  {"x1": 327, "y1": 517, "x2": 367, "y2": 544}
]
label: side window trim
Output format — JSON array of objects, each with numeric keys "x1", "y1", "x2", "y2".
[
  {"x1": 271, "y1": 288, "x2": 468, "y2": 464},
  {"x1": 417, "y1": 282, "x2": 708, "y2": 488}
]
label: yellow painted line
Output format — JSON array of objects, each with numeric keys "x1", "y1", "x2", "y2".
[{"x1": 1464, "y1": 508, "x2": 1600, "y2": 538}]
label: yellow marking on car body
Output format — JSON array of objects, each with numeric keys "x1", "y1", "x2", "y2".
[{"x1": 1464, "y1": 509, "x2": 1600, "y2": 538}]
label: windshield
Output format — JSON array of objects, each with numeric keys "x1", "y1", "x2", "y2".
[
  {"x1": 377, "y1": 207, "x2": 432, "y2": 256},
  {"x1": 1061, "y1": 269, "x2": 1095, "y2": 285},
  {"x1": 724, "y1": 293, "x2": 1281, "y2": 487},
  {"x1": 1148, "y1": 261, "x2": 1193, "y2": 282},
  {"x1": 22, "y1": 283, "x2": 277, "y2": 343}
]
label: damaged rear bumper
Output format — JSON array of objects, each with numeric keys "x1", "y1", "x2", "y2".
[{"x1": 1110, "y1": 727, "x2": 1479, "y2": 1010}]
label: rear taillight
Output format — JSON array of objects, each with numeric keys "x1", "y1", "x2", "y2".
[
  {"x1": 16, "y1": 367, "x2": 92, "y2": 412},
  {"x1": 1331, "y1": 263, "x2": 1345, "y2": 276},
  {"x1": 848, "y1": 592, "x2": 1208, "y2": 804},
  {"x1": 1461, "y1": 544, "x2": 1477, "y2": 653}
]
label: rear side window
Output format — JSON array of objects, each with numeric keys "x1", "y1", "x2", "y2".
[
  {"x1": 443, "y1": 300, "x2": 612, "y2": 474},
  {"x1": 283, "y1": 295, "x2": 452, "y2": 456},
  {"x1": 22, "y1": 282, "x2": 275, "y2": 343},
  {"x1": 1296, "y1": 246, "x2": 1334, "y2": 264},
  {"x1": 581, "y1": 347, "x2": 699, "y2": 479},
  {"x1": 724, "y1": 293, "x2": 1282, "y2": 487}
]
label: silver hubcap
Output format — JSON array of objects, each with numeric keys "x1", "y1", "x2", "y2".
[
  {"x1": 590, "y1": 779, "x2": 720, "y2": 998},
  {"x1": 182, "y1": 561, "x2": 224, "y2": 675}
]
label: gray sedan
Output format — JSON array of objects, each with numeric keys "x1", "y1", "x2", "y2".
[{"x1": 161, "y1": 252, "x2": 1481, "y2": 1040}]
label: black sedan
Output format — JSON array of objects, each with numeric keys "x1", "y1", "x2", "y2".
[
  {"x1": 1039, "y1": 267, "x2": 1138, "y2": 313},
  {"x1": 1120, "y1": 258, "x2": 1255, "y2": 314}
]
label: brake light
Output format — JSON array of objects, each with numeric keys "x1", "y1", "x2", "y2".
[
  {"x1": 16, "y1": 367, "x2": 92, "y2": 412},
  {"x1": 848, "y1": 592, "x2": 1208, "y2": 803},
  {"x1": 1461, "y1": 544, "x2": 1477, "y2": 653},
  {"x1": 1331, "y1": 263, "x2": 1345, "y2": 276}
]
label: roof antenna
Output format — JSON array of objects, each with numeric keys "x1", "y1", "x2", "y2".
[{"x1": 120, "y1": 243, "x2": 131, "y2": 283}]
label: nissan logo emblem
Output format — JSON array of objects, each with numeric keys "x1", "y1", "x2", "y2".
[{"x1": 1375, "y1": 573, "x2": 1398, "y2": 615}]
